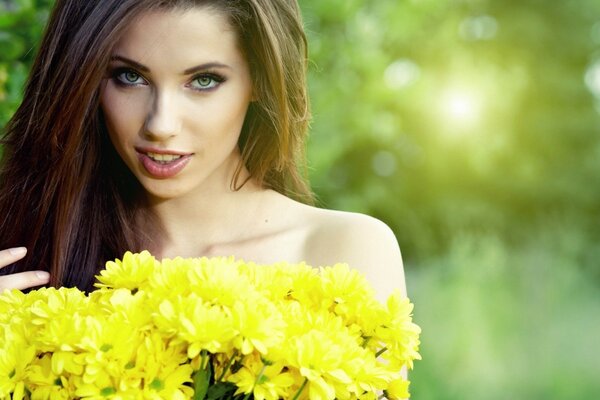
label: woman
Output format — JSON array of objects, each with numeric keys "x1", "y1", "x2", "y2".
[{"x1": 0, "y1": 0, "x2": 405, "y2": 304}]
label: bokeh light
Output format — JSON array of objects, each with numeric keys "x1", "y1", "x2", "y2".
[
  {"x1": 371, "y1": 150, "x2": 397, "y2": 177},
  {"x1": 439, "y1": 87, "x2": 483, "y2": 129},
  {"x1": 585, "y1": 59, "x2": 600, "y2": 98},
  {"x1": 384, "y1": 59, "x2": 421, "y2": 90},
  {"x1": 459, "y1": 15, "x2": 499, "y2": 41}
]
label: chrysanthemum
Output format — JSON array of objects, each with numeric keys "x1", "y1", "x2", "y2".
[
  {"x1": 230, "y1": 299, "x2": 286, "y2": 355},
  {"x1": 0, "y1": 252, "x2": 421, "y2": 399},
  {"x1": 0, "y1": 289, "x2": 28, "y2": 325},
  {"x1": 280, "y1": 263, "x2": 323, "y2": 308},
  {"x1": 90, "y1": 288, "x2": 154, "y2": 332},
  {"x1": 185, "y1": 257, "x2": 258, "y2": 308},
  {"x1": 375, "y1": 291, "x2": 422, "y2": 370},
  {"x1": 95, "y1": 250, "x2": 158, "y2": 291},
  {"x1": 148, "y1": 256, "x2": 197, "y2": 299},
  {"x1": 0, "y1": 335, "x2": 35, "y2": 399},
  {"x1": 386, "y1": 377, "x2": 411, "y2": 399},
  {"x1": 228, "y1": 353, "x2": 295, "y2": 400},
  {"x1": 286, "y1": 329, "x2": 358, "y2": 400},
  {"x1": 26, "y1": 353, "x2": 76, "y2": 400},
  {"x1": 135, "y1": 332, "x2": 194, "y2": 399},
  {"x1": 153, "y1": 294, "x2": 235, "y2": 357}
]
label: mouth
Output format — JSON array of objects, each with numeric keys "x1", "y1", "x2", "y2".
[
  {"x1": 134, "y1": 147, "x2": 194, "y2": 178},
  {"x1": 145, "y1": 152, "x2": 184, "y2": 164}
]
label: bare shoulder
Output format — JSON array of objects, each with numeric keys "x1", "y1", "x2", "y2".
[{"x1": 298, "y1": 204, "x2": 407, "y2": 302}]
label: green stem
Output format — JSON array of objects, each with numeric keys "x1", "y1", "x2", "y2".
[
  {"x1": 291, "y1": 378, "x2": 308, "y2": 400},
  {"x1": 375, "y1": 347, "x2": 388, "y2": 358},
  {"x1": 200, "y1": 349, "x2": 208, "y2": 370},
  {"x1": 362, "y1": 336, "x2": 372, "y2": 348},
  {"x1": 242, "y1": 363, "x2": 267, "y2": 400},
  {"x1": 217, "y1": 352, "x2": 238, "y2": 382}
]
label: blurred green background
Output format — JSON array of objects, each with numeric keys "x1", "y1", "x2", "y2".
[{"x1": 2, "y1": 0, "x2": 600, "y2": 398}]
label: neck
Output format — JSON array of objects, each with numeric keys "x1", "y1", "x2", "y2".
[{"x1": 145, "y1": 176, "x2": 266, "y2": 259}]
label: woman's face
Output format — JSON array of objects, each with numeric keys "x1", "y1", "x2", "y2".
[{"x1": 99, "y1": 7, "x2": 253, "y2": 201}]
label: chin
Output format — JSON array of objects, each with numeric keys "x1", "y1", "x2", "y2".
[{"x1": 140, "y1": 180, "x2": 193, "y2": 201}]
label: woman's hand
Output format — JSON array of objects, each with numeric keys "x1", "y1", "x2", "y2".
[{"x1": 0, "y1": 247, "x2": 50, "y2": 290}]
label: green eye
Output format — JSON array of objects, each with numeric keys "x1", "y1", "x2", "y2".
[
  {"x1": 111, "y1": 68, "x2": 145, "y2": 87},
  {"x1": 124, "y1": 71, "x2": 140, "y2": 83},
  {"x1": 196, "y1": 76, "x2": 213, "y2": 87},
  {"x1": 190, "y1": 73, "x2": 225, "y2": 91}
]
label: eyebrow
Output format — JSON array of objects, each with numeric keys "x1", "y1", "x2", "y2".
[{"x1": 109, "y1": 55, "x2": 232, "y2": 75}]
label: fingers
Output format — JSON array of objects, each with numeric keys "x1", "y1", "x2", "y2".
[
  {"x1": 0, "y1": 271, "x2": 50, "y2": 291},
  {"x1": 0, "y1": 247, "x2": 51, "y2": 291},
  {"x1": 0, "y1": 247, "x2": 28, "y2": 269}
]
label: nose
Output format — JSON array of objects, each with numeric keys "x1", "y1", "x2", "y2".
[{"x1": 143, "y1": 89, "x2": 182, "y2": 140}]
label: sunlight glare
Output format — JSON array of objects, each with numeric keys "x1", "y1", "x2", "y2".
[{"x1": 441, "y1": 89, "x2": 482, "y2": 127}]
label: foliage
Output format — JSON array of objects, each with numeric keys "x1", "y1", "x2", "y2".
[
  {"x1": 300, "y1": 0, "x2": 600, "y2": 261},
  {"x1": 408, "y1": 233, "x2": 600, "y2": 399},
  {"x1": 0, "y1": 0, "x2": 53, "y2": 128}
]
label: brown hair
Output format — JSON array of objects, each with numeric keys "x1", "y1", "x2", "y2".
[{"x1": 0, "y1": 0, "x2": 312, "y2": 291}]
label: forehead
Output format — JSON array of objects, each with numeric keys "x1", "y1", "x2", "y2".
[{"x1": 112, "y1": 7, "x2": 242, "y2": 67}]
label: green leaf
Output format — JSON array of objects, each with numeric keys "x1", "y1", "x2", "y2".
[
  {"x1": 192, "y1": 362, "x2": 212, "y2": 400},
  {"x1": 206, "y1": 382, "x2": 237, "y2": 400},
  {"x1": 100, "y1": 387, "x2": 116, "y2": 397},
  {"x1": 150, "y1": 379, "x2": 164, "y2": 391}
]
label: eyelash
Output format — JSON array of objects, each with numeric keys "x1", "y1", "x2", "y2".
[{"x1": 109, "y1": 67, "x2": 226, "y2": 92}]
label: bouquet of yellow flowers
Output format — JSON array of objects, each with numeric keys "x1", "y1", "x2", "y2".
[{"x1": 0, "y1": 251, "x2": 421, "y2": 400}]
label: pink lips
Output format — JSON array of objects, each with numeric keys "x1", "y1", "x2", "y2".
[{"x1": 135, "y1": 147, "x2": 193, "y2": 179}]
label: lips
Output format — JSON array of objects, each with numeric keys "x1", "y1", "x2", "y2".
[{"x1": 135, "y1": 147, "x2": 193, "y2": 179}]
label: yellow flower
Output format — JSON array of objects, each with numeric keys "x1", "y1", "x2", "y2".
[
  {"x1": 386, "y1": 378, "x2": 411, "y2": 399},
  {"x1": 78, "y1": 315, "x2": 142, "y2": 372},
  {"x1": 27, "y1": 353, "x2": 76, "y2": 400},
  {"x1": 0, "y1": 252, "x2": 421, "y2": 399},
  {"x1": 50, "y1": 351, "x2": 86, "y2": 377},
  {"x1": 343, "y1": 353, "x2": 397, "y2": 396},
  {"x1": 134, "y1": 332, "x2": 194, "y2": 399},
  {"x1": 185, "y1": 257, "x2": 258, "y2": 308},
  {"x1": 153, "y1": 295, "x2": 235, "y2": 356},
  {"x1": 319, "y1": 264, "x2": 375, "y2": 308},
  {"x1": 0, "y1": 289, "x2": 28, "y2": 324},
  {"x1": 0, "y1": 334, "x2": 35, "y2": 399},
  {"x1": 284, "y1": 264, "x2": 323, "y2": 309},
  {"x1": 148, "y1": 256, "x2": 196, "y2": 299},
  {"x1": 286, "y1": 329, "x2": 358, "y2": 400},
  {"x1": 33, "y1": 311, "x2": 89, "y2": 353},
  {"x1": 95, "y1": 250, "x2": 157, "y2": 290},
  {"x1": 231, "y1": 299, "x2": 286, "y2": 355},
  {"x1": 375, "y1": 291, "x2": 422, "y2": 370},
  {"x1": 90, "y1": 288, "x2": 154, "y2": 332},
  {"x1": 238, "y1": 261, "x2": 299, "y2": 301},
  {"x1": 228, "y1": 353, "x2": 295, "y2": 400}
]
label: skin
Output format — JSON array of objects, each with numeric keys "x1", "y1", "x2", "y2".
[{"x1": 0, "y1": 7, "x2": 406, "y2": 304}]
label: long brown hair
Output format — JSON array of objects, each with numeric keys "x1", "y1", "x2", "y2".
[{"x1": 0, "y1": 0, "x2": 312, "y2": 291}]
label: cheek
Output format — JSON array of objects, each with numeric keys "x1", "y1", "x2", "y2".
[{"x1": 100, "y1": 88, "x2": 144, "y2": 146}]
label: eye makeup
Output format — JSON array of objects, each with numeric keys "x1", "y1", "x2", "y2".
[
  {"x1": 107, "y1": 66, "x2": 227, "y2": 92},
  {"x1": 109, "y1": 67, "x2": 145, "y2": 86},
  {"x1": 188, "y1": 72, "x2": 226, "y2": 92}
]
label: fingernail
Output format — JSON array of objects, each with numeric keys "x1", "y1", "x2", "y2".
[
  {"x1": 9, "y1": 247, "x2": 27, "y2": 256},
  {"x1": 35, "y1": 271, "x2": 50, "y2": 280}
]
